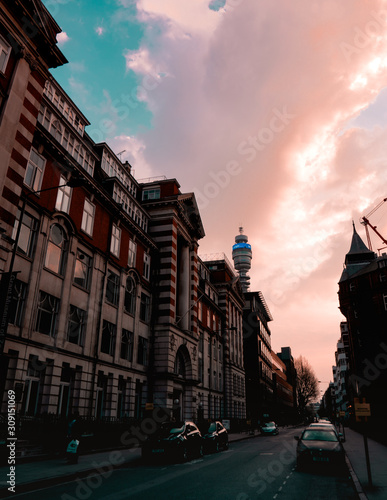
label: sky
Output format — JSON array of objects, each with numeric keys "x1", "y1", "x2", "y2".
[{"x1": 43, "y1": 0, "x2": 387, "y2": 394}]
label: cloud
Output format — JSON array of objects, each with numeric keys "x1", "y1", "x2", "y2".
[
  {"x1": 121, "y1": 0, "x2": 387, "y2": 381},
  {"x1": 57, "y1": 31, "x2": 70, "y2": 45},
  {"x1": 95, "y1": 26, "x2": 105, "y2": 36}
]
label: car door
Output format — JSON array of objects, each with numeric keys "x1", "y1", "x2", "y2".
[{"x1": 186, "y1": 423, "x2": 201, "y2": 454}]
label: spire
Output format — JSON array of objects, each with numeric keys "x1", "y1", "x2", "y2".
[{"x1": 339, "y1": 222, "x2": 376, "y2": 281}]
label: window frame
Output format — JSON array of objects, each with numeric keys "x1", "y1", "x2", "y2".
[
  {"x1": 24, "y1": 148, "x2": 46, "y2": 191},
  {"x1": 81, "y1": 198, "x2": 95, "y2": 236},
  {"x1": 120, "y1": 329, "x2": 134, "y2": 362},
  {"x1": 35, "y1": 291, "x2": 59, "y2": 337},
  {"x1": 128, "y1": 240, "x2": 137, "y2": 268},
  {"x1": 106, "y1": 269, "x2": 120, "y2": 307},
  {"x1": 0, "y1": 35, "x2": 11, "y2": 74},
  {"x1": 101, "y1": 319, "x2": 116, "y2": 356},
  {"x1": 73, "y1": 250, "x2": 92, "y2": 290},
  {"x1": 44, "y1": 223, "x2": 67, "y2": 276},
  {"x1": 139, "y1": 292, "x2": 150, "y2": 322},
  {"x1": 110, "y1": 223, "x2": 121, "y2": 257},
  {"x1": 67, "y1": 304, "x2": 86, "y2": 346},
  {"x1": 55, "y1": 175, "x2": 72, "y2": 213},
  {"x1": 143, "y1": 252, "x2": 150, "y2": 280}
]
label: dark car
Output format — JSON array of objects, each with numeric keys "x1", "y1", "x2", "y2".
[
  {"x1": 260, "y1": 422, "x2": 279, "y2": 435},
  {"x1": 201, "y1": 421, "x2": 229, "y2": 453},
  {"x1": 141, "y1": 421, "x2": 203, "y2": 462},
  {"x1": 294, "y1": 427, "x2": 345, "y2": 470}
]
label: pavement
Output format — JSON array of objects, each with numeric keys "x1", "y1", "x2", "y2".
[{"x1": 0, "y1": 427, "x2": 386, "y2": 498}]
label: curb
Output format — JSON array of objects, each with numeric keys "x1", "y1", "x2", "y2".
[{"x1": 345, "y1": 454, "x2": 368, "y2": 500}]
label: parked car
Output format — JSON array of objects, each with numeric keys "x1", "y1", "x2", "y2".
[
  {"x1": 294, "y1": 427, "x2": 345, "y2": 470},
  {"x1": 260, "y1": 422, "x2": 279, "y2": 435},
  {"x1": 141, "y1": 421, "x2": 203, "y2": 462},
  {"x1": 201, "y1": 421, "x2": 229, "y2": 453}
]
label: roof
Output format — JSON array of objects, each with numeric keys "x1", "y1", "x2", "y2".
[{"x1": 339, "y1": 222, "x2": 376, "y2": 282}]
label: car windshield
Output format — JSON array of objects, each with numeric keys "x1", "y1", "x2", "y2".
[
  {"x1": 169, "y1": 426, "x2": 184, "y2": 434},
  {"x1": 207, "y1": 423, "x2": 217, "y2": 433},
  {"x1": 302, "y1": 430, "x2": 338, "y2": 442},
  {"x1": 264, "y1": 422, "x2": 275, "y2": 428}
]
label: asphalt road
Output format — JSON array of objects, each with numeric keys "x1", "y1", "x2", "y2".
[{"x1": 11, "y1": 428, "x2": 358, "y2": 500}]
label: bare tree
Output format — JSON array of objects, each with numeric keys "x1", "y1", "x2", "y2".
[{"x1": 294, "y1": 356, "x2": 319, "y2": 418}]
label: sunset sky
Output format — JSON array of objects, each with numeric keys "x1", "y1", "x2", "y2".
[{"x1": 44, "y1": 0, "x2": 387, "y2": 393}]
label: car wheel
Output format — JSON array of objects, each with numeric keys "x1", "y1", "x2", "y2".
[{"x1": 181, "y1": 447, "x2": 188, "y2": 462}]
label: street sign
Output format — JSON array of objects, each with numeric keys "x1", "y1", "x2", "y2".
[
  {"x1": 339, "y1": 411, "x2": 345, "y2": 417},
  {"x1": 355, "y1": 402, "x2": 371, "y2": 417}
]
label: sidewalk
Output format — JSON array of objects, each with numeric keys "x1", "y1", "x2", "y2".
[
  {"x1": 343, "y1": 427, "x2": 387, "y2": 500},
  {"x1": 0, "y1": 431, "x2": 256, "y2": 498},
  {"x1": 1, "y1": 428, "x2": 386, "y2": 499}
]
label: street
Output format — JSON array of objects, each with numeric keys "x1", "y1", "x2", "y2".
[{"x1": 11, "y1": 428, "x2": 358, "y2": 500}]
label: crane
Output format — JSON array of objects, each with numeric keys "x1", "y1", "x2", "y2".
[{"x1": 360, "y1": 197, "x2": 387, "y2": 251}]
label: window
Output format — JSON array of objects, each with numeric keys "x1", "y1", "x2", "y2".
[
  {"x1": 51, "y1": 120, "x2": 63, "y2": 143},
  {"x1": 12, "y1": 210, "x2": 38, "y2": 258},
  {"x1": 74, "y1": 250, "x2": 91, "y2": 289},
  {"x1": 198, "y1": 302, "x2": 202, "y2": 322},
  {"x1": 44, "y1": 224, "x2": 67, "y2": 275},
  {"x1": 117, "y1": 376, "x2": 130, "y2": 418},
  {"x1": 128, "y1": 240, "x2": 136, "y2": 268},
  {"x1": 8, "y1": 279, "x2": 27, "y2": 327},
  {"x1": 142, "y1": 188, "x2": 160, "y2": 201},
  {"x1": 124, "y1": 276, "x2": 136, "y2": 314},
  {"x1": 110, "y1": 223, "x2": 121, "y2": 257},
  {"x1": 81, "y1": 199, "x2": 95, "y2": 236},
  {"x1": 143, "y1": 252, "x2": 150, "y2": 280},
  {"x1": 55, "y1": 175, "x2": 71, "y2": 213},
  {"x1": 140, "y1": 293, "x2": 150, "y2": 322},
  {"x1": 106, "y1": 269, "x2": 120, "y2": 306},
  {"x1": 35, "y1": 291, "x2": 59, "y2": 337},
  {"x1": 67, "y1": 305, "x2": 86, "y2": 345},
  {"x1": 101, "y1": 320, "x2": 116, "y2": 355},
  {"x1": 120, "y1": 329, "x2": 133, "y2": 361},
  {"x1": 24, "y1": 149, "x2": 45, "y2": 191},
  {"x1": 137, "y1": 336, "x2": 148, "y2": 365},
  {"x1": 0, "y1": 35, "x2": 10, "y2": 73},
  {"x1": 383, "y1": 294, "x2": 387, "y2": 311}
]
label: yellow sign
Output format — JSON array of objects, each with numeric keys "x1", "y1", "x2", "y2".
[
  {"x1": 145, "y1": 403, "x2": 154, "y2": 411},
  {"x1": 354, "y1": 402, "x2": 371, "y2": 417}
]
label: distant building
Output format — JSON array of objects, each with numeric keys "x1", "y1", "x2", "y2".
[
  {"x1": 200, "y1": 254, "x2": 246, "y2": 422},
  {"x1": 332, "y1": 322, "x2": 349, "y2": 416},
  {"x1": 271, "y1": 351, "x2": 294, "y2": 424},
  {"x1": 242, "y1": 291, "x2": 273, "y2": 425}
]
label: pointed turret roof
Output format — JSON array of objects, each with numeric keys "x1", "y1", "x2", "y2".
[{"x1": 339, "y1": 222, "x2": 376, "y2": 282}]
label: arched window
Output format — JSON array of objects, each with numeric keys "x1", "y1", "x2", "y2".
[
  {"x1": 45, "y1": 224, "x2": 67, "y2": 275},
  {"x1": 175, "y1": 350, "x2": 186, "y2": 378}
]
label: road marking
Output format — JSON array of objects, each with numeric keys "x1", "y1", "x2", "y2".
[{"x1": 260, "y1": 452, "x2": 274, "y2": 455}]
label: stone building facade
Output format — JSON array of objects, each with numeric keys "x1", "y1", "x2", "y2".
[{"x1": 0, "y1": 0, "x2": 247, "y2": 426}]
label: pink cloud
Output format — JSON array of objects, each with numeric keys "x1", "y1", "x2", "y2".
[{"x1": 123, "y1": 0, "x2": 387, "y2": 380}]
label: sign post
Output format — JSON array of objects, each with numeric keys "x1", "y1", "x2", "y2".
[{"x1": 354, "y1": 398, "x2": 372, "y2": 488}]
